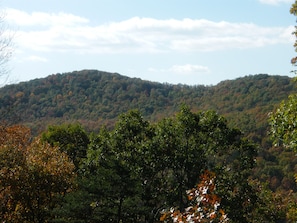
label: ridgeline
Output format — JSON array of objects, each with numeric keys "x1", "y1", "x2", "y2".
[{"x1": 0, "y1": 69, "x2": 295, "y2": 144}]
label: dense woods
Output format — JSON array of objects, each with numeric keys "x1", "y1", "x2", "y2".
[
  {"x1": 0, "y1": 108, "x2": 273, "y2": 222},
  {"x1": 0, "y1": 70, "x2": 294, "y2": 140},
  {"x1": 0, "y1": 70, "x2": 297, "y2": 222}
]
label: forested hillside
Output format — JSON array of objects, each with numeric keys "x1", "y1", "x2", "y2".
[
  {"x1": 1, "y1": 69, "x2": 297, "y2": 222},
  {"x1": 0, "y1": 69, "x2": 295, "y2": 142}
]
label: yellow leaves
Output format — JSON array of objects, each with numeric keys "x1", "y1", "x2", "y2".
[
  {"x1": 26, "y1": 138, "x2": 75, "y2": 177},
  {"x1": 0, "y1": 125, "x2": 31, "y2": 147},
  {"x1": 0, "y1": 125, "x2": 76, "y2": 222}
]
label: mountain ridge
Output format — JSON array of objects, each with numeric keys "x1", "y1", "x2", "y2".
[{"x1": 0, "y1": 69, "x2": 295, "y2": 144}]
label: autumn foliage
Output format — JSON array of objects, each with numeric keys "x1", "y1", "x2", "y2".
[
  {"x1": 160, "y1": 170, "x2": 228, "y2": 223},
  {"x1": 0, "y1": 125, "x2": 75, "y2": 223}
]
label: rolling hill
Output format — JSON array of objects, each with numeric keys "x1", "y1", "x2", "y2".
[{"x1": 0, "y1": 69, "x2": 295, "y2": 145}]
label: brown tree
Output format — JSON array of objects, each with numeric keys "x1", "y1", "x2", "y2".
[{"x1": 0, "y1": 125, "x2": 75, "y2": 222}]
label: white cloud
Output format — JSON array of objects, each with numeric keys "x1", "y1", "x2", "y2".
[
  {"x1": 259, "y1": 0, "x2": 294, "y2": 5},
  {"x1": 5, "y1": 8, "x2": 294, "y2": 55},
  {"x1": 6, "y1": 8, "x2": 88, "y2": 27},
  {"x1": 170, "y1": 64, "x2": 210, "y2": 73},
  {"x1": 149, "y1": 64, "x2": 210, "y2": 74},
  {"x1": 25, "y1": 55, "x2": 48, "y2": 62}
]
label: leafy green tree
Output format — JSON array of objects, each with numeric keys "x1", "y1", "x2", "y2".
[
  {"x1": 269, "y1": 94, "x2": 297, "y2": 151},
  {"x1": 54, "y1": 112, "x2": 151, "y2": 222},
  {"x1": 214, "y1": 139, "x2": 258, "y2": 223},
  {"x1": 41, "y1": 123, "x2": 89, "y2": 168},
  {"x1": 150, "y1": 106, "x2": 258, "y2": 223},
  {"x1": 109, "y1": 110, "x2": 155, "y2": 221},
  {"x1": 53, "y1": 107, "x2": 258, "y2": 222},
  {"x1": 265, "y1": 3, "x2": 297, "y2": 221},
  {"x1": 149, "y1": 106, "x2": 207, "y2": 211},
  {"x1": 269, "y1": 0, "x2": 297, "y2": 153}
]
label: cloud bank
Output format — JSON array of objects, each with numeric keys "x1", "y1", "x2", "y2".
[
  {"x1": 149, "y1": 64, "x2": 210, "y2": 75},
  {"x1": 6, "y1": 8, "x2": 294, "y2": 55}
]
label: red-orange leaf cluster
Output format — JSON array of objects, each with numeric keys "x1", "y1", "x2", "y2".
[{"x1": 160, "y1": 170, "x2": 228, "y2": 223}]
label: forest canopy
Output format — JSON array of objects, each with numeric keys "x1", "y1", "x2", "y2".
[{"x1": 0, "y1": 107, "x2": 267, "y2": 222}]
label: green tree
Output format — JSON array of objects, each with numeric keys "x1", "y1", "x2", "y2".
[
  {"x1": 110, "y1": 110, "x2": 154, "y2": 221},
  {"x1": 267, "y1": 2, "x2": 297, "y2": 221},
  {"x1": 269, "y1": 0, "x2": 297, "y2": 152},
  {"x1": 54, "y1": 111, "x2": 152, "y2": 222},
  {"x1": 149, "y1": 107, "x2": 207, "y2": 211},
  {"x1": 269, "y1": 94, "x2": 297, "y2": 151},
  {"x1": 41, "y1": 123, "x2": 90, "y2": 168},
  {"x1": 150, "y1": 106, "x2": 258, "y2": 223},
  {"x1": 247, "y1": 180, "x2": 295, "y2": 222},
  {"x1": 54, "y1": 108, "x2": 259, "y2": 222}
]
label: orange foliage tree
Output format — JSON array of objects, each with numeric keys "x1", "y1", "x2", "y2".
[
  {"x1": 160, "y1": 170, "x2": 228, "y2": 223},
  {"x1": 0, "y1": 125, "x2": 75, "y2": 223}
]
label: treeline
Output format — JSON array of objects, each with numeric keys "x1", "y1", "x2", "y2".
[{"x1": 1, "y1": 107, "x2": 296, "y2": 222}]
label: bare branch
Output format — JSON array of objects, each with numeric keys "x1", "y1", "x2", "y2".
[{"x1": 0, "y1": 8, "x2": 14, "y2": 85}]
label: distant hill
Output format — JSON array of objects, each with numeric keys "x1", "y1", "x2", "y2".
[{"x1": 0, "y1": 70, "x2": 295, "y2": 146}]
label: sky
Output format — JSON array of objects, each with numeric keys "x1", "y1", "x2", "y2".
[{"x1": 1, "y1": 0, "x2": 296, "y2": 86}]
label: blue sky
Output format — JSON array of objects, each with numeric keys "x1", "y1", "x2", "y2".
[{"x1": 2, "y1": 0, "x2": 296, "y2": 85}]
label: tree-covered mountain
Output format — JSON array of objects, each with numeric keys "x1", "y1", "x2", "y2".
[
  {"x1": 0, "y1": 70, "x2": 295, "y2": 141},
  {"x1": 1, "y1": 69, "x2": 297, "y2": 221}
]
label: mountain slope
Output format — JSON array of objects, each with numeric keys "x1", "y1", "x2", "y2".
[{"x1": 0, "y1": 70, "x2": 295, "y2": 142}]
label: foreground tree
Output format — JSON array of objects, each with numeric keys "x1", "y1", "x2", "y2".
[
  {"x1": 52, "y1": 112, "x2": 150, "y2": 222},
  {"x1": 267, "y1": 1, "x2": 297, "y2": 221},
  {"x1": 64, "y1": 107, "x2": 257, "y2": 223},
  {"x1": 0, "y1": 125, "x2": 30, "y2": 222},
  {"x1": 269, "y1": 94, "x2": 297, "y2": 151},
  {"x1": 41, "y1": 123, "x2": 90, "y2": 169},
  {"x1": 269, "y1": 0, "x2": 297, "y2": 155},
  {"x1": 152, "y1": 107, "x2": 258, "y2": 223},
  {"x1": 160, "y1": 170, "x2": 229, "y2": 223},
  {"x1": 0, "y1": 125, "x2": 75, "y2": 222}
]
